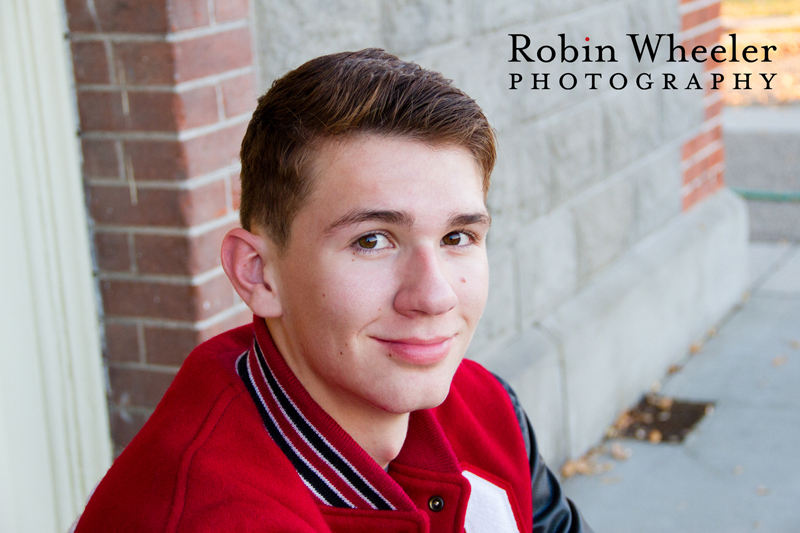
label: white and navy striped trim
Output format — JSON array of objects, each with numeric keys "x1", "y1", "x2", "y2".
[{"x1": 236, "y1": 339, "x2": 398, "y2": 511}]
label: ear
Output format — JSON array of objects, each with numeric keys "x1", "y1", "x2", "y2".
[{"x1": 221, "y1": 228, "x2": 282, "y2": 318}]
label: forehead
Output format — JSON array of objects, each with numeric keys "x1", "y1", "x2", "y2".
[{"x1": 301, "y1": 135, "x2": 486, "y2": 219}]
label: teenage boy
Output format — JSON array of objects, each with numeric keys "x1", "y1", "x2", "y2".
[{"x1": 75, "y1": 48, "x2": 592, "y2": 533}]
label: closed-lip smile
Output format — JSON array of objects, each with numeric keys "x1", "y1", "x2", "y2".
[{"x1": 372, "y1": 335, "x2": 455, "y2": 365}]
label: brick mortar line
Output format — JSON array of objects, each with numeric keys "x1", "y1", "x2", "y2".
[
  {"x1": 679, "y1": 17, "x2": 722, "y2": 42},
  {"x1": 682, "y1": 122, "x2": 723, "y2": 157},
  {"x1": 104, "y1": 40, "x2": 117, "y2": 88},
  {"x1": 207, "y1": 0, "x2": 216, "y2": 25},
  {"x1": 67, "y1": 19, "x2": 249, "y2": 44},
  {"x1": 678, "y1": 0, "x2": 720, "y2": 16},
  {"x1": 682, "y1": 171, "x2": 724, "y2": 199},
  {"x1": 682, "y1": 137, "x2": 719, "y2": 162},
  {"x1": 127, "y1": 232, "x2": 139, "y2": 274},
  {"x1": 177, "y1": 112, "x2": 250, "y2": 140},
  {"x1": 98, "y1": 265, "x2": 226, "y2": 286},
  {"x1": 87, "y1": 163, "x2": 240, "y2": 191},
  {"x1": 136, "y1": 322, "x2": 146, "y2": 363},
  {"x1": 684, "y1": 113, "x2": 723, "y2": 138},
  {"x1": 177, "y1": 66, "x2": 254, "y2": 91},
  {"x1": 94, "y1": 212, "x2": 240, "y2": 237},
  {"x1": 223, "y1": 163, "x2": 234, "y2": 212},
  {"x1": 103, "y1": 301, "x2": 250, "y2": 330},
  {"x1": 680, "y1": 163, "x2": 724, "y2": 198},
  {"x1": 680, "y1": 114, "x2": 723, "y2": 144},
  {"x1": 79, "y1": 112, "x2": 250, "y2": 142},
  {"x1": 681, "y1": 139, "x2": 723, "y2": 170},
  {"x1": 214, "y1": 84, "x2": 226, "y2": 122},
  {"x1": 75, "y1": 66, "x2": 254, "y2": 93}
]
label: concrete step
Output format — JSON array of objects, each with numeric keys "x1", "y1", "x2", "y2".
[{"x1": 723, "y1": 106, "x2": 800, "y2": 242}]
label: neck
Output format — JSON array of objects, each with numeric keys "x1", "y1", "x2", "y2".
[
  {"x1": 265, "y1": 318, "x2": 410, "y2": 469},
  {"x1": 324, "y1": 400, "x2": 409, "y2": 470}
]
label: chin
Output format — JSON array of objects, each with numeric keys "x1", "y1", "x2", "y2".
[{"x1": 372, "y1": 375, "x2": 453, "y2": 415}]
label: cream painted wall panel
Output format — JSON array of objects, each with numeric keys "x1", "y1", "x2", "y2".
[{"x1": 0, "y1": 0, "x2": 112, "y2": 530}]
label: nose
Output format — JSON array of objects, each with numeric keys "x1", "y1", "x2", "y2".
[{"x1": 393, "y1": 244, "x2": 458, "y2": 317}]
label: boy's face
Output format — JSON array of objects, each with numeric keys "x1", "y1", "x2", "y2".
[{"x1": 268, "y1": 134, "x2": 490, "y2": 417}]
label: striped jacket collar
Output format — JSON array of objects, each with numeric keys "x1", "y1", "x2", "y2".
[{"x1": 237, "y1": 317, "x2": 463, "y2": 512}]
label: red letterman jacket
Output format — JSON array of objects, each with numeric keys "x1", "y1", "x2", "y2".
[{"x1": 75, "y1": 318, "x2": 538, "y2": 532}]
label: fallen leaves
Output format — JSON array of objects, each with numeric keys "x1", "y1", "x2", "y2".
[
  {"x1": 667, "y1": 364, "x2": 683, "y2": 375},
  {"x1": 560, "y1": 443, "x2": 633, "y2": 479},
  {"x1": 560, "y1": 447, "x2": 613, "y2": 479},
  {"x1": 648, "y1": 429, "x2": 663, "y2": 444},
  {"x1": 606, "y1": 394, "x2": 714, "y2": 443},
  {"x1": 772, "y1": 355, "x2": 789, "y2": 367},
  {"x1": 610, "y1": 442, "x2": 632, "y2": 461}
]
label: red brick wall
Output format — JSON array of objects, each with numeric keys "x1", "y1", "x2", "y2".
[
  {"x1": 65, "y1": 0, "x2": 255, "y2": 454},
  {"x1": 679, "y1": 0, "x2": 725, "y2": 209}
]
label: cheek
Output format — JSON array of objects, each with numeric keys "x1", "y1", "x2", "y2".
[
  {"x1": 454, "y1": 259, "x2": 489, "y2": 321},
  {"x1": 313, "y1": 258, "x2": 399, "y2": 324}
]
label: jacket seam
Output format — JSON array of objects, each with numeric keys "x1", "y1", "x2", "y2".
[{"x1": 165, "y1": 384, "x2": 246, "y2": 533}]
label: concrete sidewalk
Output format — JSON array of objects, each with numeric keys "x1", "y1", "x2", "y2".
[{"x1": 561, "y1": 241, "x2": 800, "y2": 533}]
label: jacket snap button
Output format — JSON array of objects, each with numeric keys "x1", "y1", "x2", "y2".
[{"x1": 428, "y1": 495, "x2": 444, "y2": 512}]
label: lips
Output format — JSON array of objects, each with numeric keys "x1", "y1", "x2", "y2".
[{"x1": 373, "y1": 336, "x2": 454, "y2": 366}]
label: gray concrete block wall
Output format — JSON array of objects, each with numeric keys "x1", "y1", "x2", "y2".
[{"x1": 250, "y1": 0, "x2": 741, "y2": 465}]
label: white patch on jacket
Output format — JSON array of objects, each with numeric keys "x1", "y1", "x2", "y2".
[{"x1": 462, "y1": 470, "x2": 521, "y2": 533}]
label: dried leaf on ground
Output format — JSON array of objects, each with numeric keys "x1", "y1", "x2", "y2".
[
  {"x1": 790, "y1": 340, "x2": 800, "y2": 350},
  {"x1": 689, "y1": 342, "x2": 704, "y2": 355},
  {"x1": 772, "y1": 355, "x2": 789, "y2": 367},
  {"x1": 560, "y1": 447, "x2": 614, "y2": 479},
  {"x1": 667, "y1": 364, "x2": 683, "y2": 375},
  {"x1": 610, "y1": 442, "x2": 632, "y2": 461}
]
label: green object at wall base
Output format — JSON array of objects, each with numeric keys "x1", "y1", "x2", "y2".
[{"x1": 731, "y1": 187, "x2": 800, "y2": 203}]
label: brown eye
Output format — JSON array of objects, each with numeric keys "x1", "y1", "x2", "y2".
[
  {"x1": 356, "y1": 233, "x2": 389, "y2": 250},
  {"x1": 442, "y1": 232, "x2": 470, "y2": 246},
  {"x1": 358, "y1": 235, "x2": 378, "y2": 248}
]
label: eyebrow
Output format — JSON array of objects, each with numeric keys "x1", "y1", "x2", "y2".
[
  {"x1": 325, "y1": 209, "x2": 414, "y2": 234},
  {"x1": 325, "y1": 209, "x2": 492, "y2": 235},
  {"x1": 448, "y1": 212, "x2": 492, "y2": 229}
]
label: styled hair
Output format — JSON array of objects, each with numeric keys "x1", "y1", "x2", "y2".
[{"x1": 239, "y1": 48, "x2": 496, "y2": 248}]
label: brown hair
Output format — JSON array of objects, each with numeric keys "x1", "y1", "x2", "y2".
[{"x1": 239, "y1": 48, "x2": 496, "y2": 249}]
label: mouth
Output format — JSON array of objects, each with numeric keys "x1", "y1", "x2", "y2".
[{"x1": 372, "y1": 335, "x2": 455, "y2": 366}]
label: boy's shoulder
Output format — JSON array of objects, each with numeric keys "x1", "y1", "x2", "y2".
[{"x1": 76, "y1": 321, "x2": 332, "y2": 532}]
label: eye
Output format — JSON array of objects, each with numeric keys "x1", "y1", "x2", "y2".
[
  {"x1": 355, "y1": 233, "x2": 391, "y2": 250},
  {"x1": 441, "y1": 231, "x2": 472, "y2": 247}
]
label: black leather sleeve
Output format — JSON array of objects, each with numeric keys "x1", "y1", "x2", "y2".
[{"x1": 493, "y1": 374, "x2": 595, "y2": 533}]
